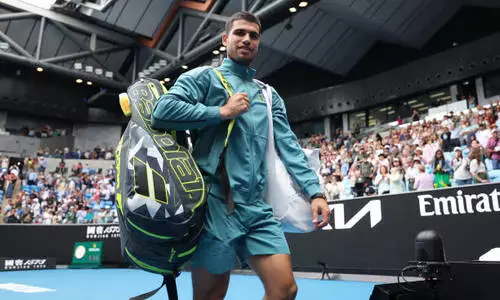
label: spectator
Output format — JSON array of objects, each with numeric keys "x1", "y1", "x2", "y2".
[
  {"x1": 5, "y1": 209, "x2": 20, "y2": 223},
  {"x1": 441, "y1": 127, "x2": 453, "y2": 152},
  {"x1": 0, "y1": 156, "x2": 117, "y2": 225},
  {"x1": 412, "y1": 109, "x2": 420, "y2": 122},
  {"x1": 451, "y1": 147, "x2": 472, "y2": 186},
  {"x1": 27, "y1": 169, "x2": 37, "y2": 186},
  {"x1": 324, "y1": 175, "x2": 344, "y2": 201},
  {"x1": 406, "y1": 158, "x2": 421, "y2": 191},
  {"x1": 433, "y1": 149, "x2": 451, "y2": 188},
  {"x1": 358, "y1": 153, "x2": 374, "y2": 187},
  {"x1": 373, "y1": 165, "x2": 390, "y2": 195},
  {"x1": 476, "y1": 123, "x2": 491, "y2": 149},
  {"x1": 58, "y1": 159, "x2": 66, "y2": 175},
  {"x1": 486, "y1": 129, "x2": 500, "y2": 170},
  {"x1": 389, "y1": 158, "x2": 405, "y2": 194},
  {"x1": 38, "y1": 157, "x2": 47, "y2": 173},
  {"x1": 414, "y1": 164, "x2": 435, "y2": 191},
  {"x1": 469, "y1": 147, "x2": 489, "y2": 184}
]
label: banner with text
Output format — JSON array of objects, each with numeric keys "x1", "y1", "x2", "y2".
[
  {"x1": 0, "y1": 224, "x2": 122, "y2": 266},
  {"x1": 286, "y1": 182, "x2": 500, "y2": 274},
  {"x1": 0, "y1": 257, "x2": 56, "y2": 271}
]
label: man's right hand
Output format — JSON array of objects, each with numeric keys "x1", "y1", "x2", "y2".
[{"x1": 220, "y1": 92, "x2": 250, "y2": 120}]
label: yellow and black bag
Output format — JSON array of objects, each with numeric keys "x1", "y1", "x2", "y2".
[{"x1": 115, "y1": 78, "x2": 207, "y2": 300}]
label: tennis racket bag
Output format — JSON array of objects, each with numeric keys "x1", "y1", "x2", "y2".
[{"x1": 115, "y1": 78, "x2": 207, "y2": 300}]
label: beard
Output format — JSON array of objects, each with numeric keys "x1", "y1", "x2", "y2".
[
  {"x1": 228, "y1": 47, "x2": 256, "y2": 66},
  {"x1": 232, "y1": 56, "x2": 252, "y2": 66}
]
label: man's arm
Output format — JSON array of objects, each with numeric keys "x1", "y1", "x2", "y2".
[
  {"x1": 270, "y1": 87, "x2": 322, "y2": 200},
  {"x1": 151, "y1": 70, "x2": 222, "y2": 131}
]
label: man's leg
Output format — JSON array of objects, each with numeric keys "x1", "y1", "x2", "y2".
[
  {"x1": 190, "y1": 231, "x2": 237, "y2": 300},
  {"x1": 192, "y1": 266, "x2": 230, "y2": 300},
  {"x1": 248, "y1": 254, "x2": 297, "y2": 300},
  {"x1": 237, "y1": 201, "x2": 296, "y2": 300}
]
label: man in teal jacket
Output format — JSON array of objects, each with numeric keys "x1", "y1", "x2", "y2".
[{"x1": 151, "y1": 11, "x2": 330, "y2": 300}]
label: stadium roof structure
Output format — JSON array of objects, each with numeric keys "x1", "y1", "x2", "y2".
[{"x1": 0, "y1": 0, "x2": 499, "y2": 118}]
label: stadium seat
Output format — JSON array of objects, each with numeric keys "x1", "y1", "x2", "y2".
[
  {"x1": 488, "y1": 170, "x2": 500, "y2": 182},
  {"x1": 485, "y1": 159, "x2": 494, "y2": 171}
]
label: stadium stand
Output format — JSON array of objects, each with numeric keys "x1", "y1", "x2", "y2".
[
  {"x1": 0, "y1": 155, "x2": 116, "y2": 224},
  {"x1": 301, "y1": 100, "x2": 500, "y2": 201}
]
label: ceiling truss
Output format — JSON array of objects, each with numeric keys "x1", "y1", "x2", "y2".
[
  {"x1": 144, "y1": 0, "x2": 302, "y2": 79},
  {"x1": 0, "y1": 0, "x2": 314, "y2": 92},
  {"x1": 0, "y1": 3, "x2": 135, "y2": 90}
]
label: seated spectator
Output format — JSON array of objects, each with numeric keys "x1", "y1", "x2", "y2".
[{"x1": 27, "y1": 169, "x2": 37, "y2": 186}]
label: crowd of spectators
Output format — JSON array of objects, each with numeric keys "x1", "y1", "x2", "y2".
[
  {"x1": 2, "y1": 98, "x2": 500, "y2": 222},
  {"x1": 300, "y1": 101, "x2": 500, "y2": 201},
  {"x1": 0, "y1": 162, "x2": 117, "y2": 224}
]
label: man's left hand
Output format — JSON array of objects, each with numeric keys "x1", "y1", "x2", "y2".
[{"x1": 311, "y1": 197, "x2": 330, "y2": 230}]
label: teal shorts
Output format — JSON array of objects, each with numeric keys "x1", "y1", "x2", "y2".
[{"x1": 190, "y1": 192, "x2": 290, "y2": 274}]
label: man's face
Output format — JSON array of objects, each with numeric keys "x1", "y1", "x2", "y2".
[{"x1": 223, "y1": 20, "x2": 260, "y2": 65}]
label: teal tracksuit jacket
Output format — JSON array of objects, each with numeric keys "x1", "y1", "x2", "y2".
[
  {"x1": 151, "y1": 58, "x2": 320, "y2": 203},
  {"x1": 151, "y1": 58, "x2": 321, "y2": 269}
]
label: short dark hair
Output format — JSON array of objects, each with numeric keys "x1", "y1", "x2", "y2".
[{"x1": 225, "y1": 11, "x2": 261, "y2": 34}]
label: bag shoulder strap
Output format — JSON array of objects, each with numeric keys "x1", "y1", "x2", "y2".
[
  {"x1": 212, "y1": 68, "x2": 235, "y2": 147},
  {"x1": 211, "y1": 67, "x2": 236, "y2": 215},
  {"x1": 254, "y1": 79, "x2": 275, "y2": 151},
  {"x1": 130, "y1": 274, "x2": 178, "y2": 300}
]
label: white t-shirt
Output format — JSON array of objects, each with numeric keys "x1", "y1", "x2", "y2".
[
  {"x1": 105, "y1": 152, "x2": 113, "y2": 160},
  {"x1": 470, "y1": 159, "x2": 486, "y2": 174},
  {"x1": 476, "y1": 129, "x2": 491, "y2": 149},
  {"x1": 452, "y1": 158, "x2": 472, "y2": 180}
]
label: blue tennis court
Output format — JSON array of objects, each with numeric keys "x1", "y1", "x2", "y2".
[{"x1": 0, "y1": 268, "x2": 379, "y2": 300}]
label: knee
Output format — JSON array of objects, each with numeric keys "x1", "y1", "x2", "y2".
[
  {"x1": 267, "y1": 280, "x2": 298, "y2": 300},
  {"x1": 288, "y1": 282, "x2": 298, "y2": 299},
  {"x1": 211, "y1": 284, "x2": 229, "y2": 300},
  {"x1": 195, "y1": 284, "x2": 229, "y2": 300}
]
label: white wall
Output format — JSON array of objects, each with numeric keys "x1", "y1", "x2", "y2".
[
  {"x1": 0, "y1": 135, "x2": 40, "y2": 157},
  {"x1": 44, "y1": 157, "x2": 114, "y2": 173},
  {"x1": 73, "y1": 124, "x2": 121, "y2": 152}
]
